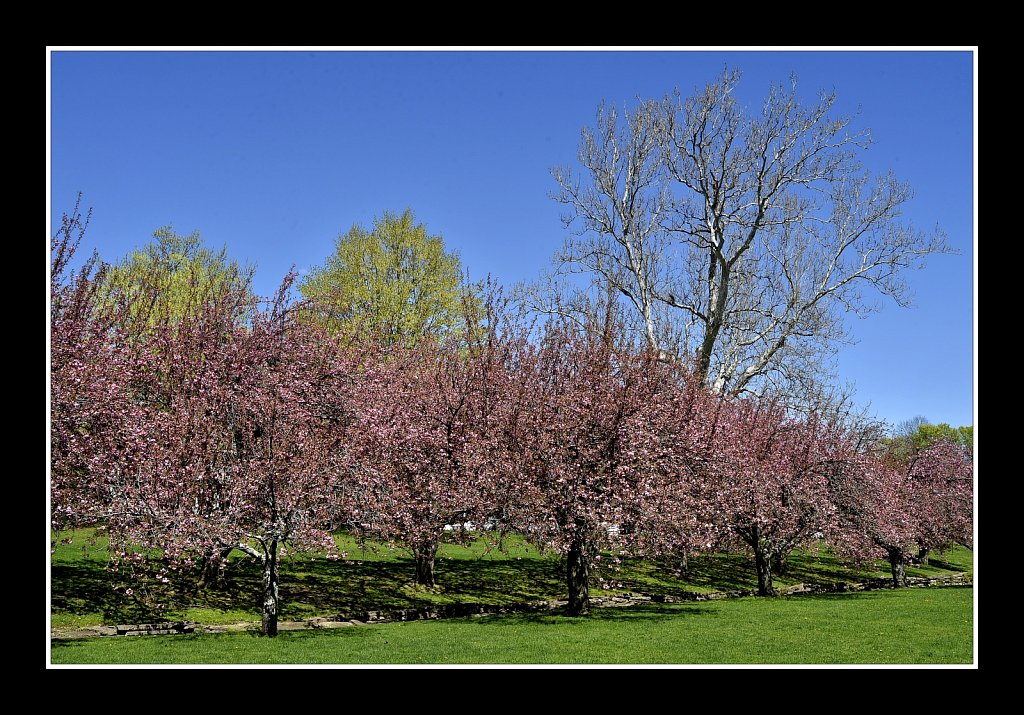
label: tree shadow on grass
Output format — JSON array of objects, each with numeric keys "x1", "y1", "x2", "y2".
[
  {"x1": 771, "y1": 553, "x2": 880, "y2": 585},
  {"x1": 274, "y1": 555, "x2": 565, "y2": 617},
  {"x1": 611, "y1": 553, "x2": 757, "y2": 595},
  {"x1": 237, "y1": 626, "x2": 375, "y2": 642},
  {"x1": 49, "y1": 626, "x2": 375, "y2": 661},
  {"x1": 51, "y1": 564, "x2": 118, "y2": 616},
  {"x1": 53, "y1": 549, "x2": 568, "y2": 625},
  {"x1": 468, "y1": 602, "x2": 713, "y2": 627},
  {"x1": 782, "y1": 591, "x2": 890, "y2": 604},
  {"x1": 54, "y1": 538, "x2": 972, "y2": 627},
  {"x1": 50, "y1": 562, "x2": 180, "y2": 625},
  {"x1": 607, "y1": 547, "x2": 966, "y2": 598},
  {"x1": 431, "y1": 557, "x2": 565, "y2": 601},
  {"x1": 926, "y1": 557, "x2": 969, "y2": 573}
]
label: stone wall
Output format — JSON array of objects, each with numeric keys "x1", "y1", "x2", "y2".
[{"x1": 301, "y1": 573, "x2": 973, "y2": 626}]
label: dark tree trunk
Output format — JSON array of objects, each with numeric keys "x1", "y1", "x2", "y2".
[
  {"x1": 771, "y1": 550, "x2": 789, "y2": 576},
  {"x1": 199, "y1": 546, "x2": 233, "y2": 590},
  {"x1": 261, "y1": 540, "x2": 280, "y2": 637},
  {"x1": 671, "y1": 550, "x2": 688, "y2": 577},
  {"x1": 754, "y1": 547, "x2": 775, "y2": 596},
  {"x1": 917, "y1": 546, "x2": 930, "y2": 566},
  {"x1": 414, "y1": 541, "x2": 438, "y2": 587},
  {"x1": 566, "y1": 538, "x2": 591, "y2": 616},
  {"x1": 887, "y1": 547, "x2": 907, "y2": 588},
  {"x1": 748, "y1": 526, "x2": 775, "y2": 596}
]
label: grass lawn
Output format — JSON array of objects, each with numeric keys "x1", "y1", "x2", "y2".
[
  {"x1": 50, "y1": 528, "x2": 973, "y2": 665},
  {"x1": 50, "y1": 529, "x2": 566, "y2": 629},
  {"x1": 50, "y1": 527, "x2": 973, "y2": 631},
  {"x1": 49, "y1": 587, "x2": 974, "y2": 665}
]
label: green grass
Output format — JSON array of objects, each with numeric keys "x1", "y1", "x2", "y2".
[
  {"x1": 50, "y1": 527, "x2": 973, "y2": 630},
  {"x1": 50, "y1": 529, "x2": 564, "y2": 628},
  {"x1": 49, "y1": 586, "x2": 974, "y2": 664}
]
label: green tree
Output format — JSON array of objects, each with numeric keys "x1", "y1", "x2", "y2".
[
  {"x1": 886, "y1": 417, "x2": 974, "y2": 462},
  {"x1": 100, "y1": 227, "x2": 253, "y2": 333},
  {"x1": 914, "y1": 423, "x2": 973, "y2": 455},
  {"x1": 299, "y1": 209, "x2": 478, "y2": 345}
]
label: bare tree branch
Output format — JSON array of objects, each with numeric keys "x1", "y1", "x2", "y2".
[{"x1": 545, "y1": 69, "x2": 954, "y2": 410}]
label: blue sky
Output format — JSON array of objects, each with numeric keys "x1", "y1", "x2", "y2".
[{"x1": 49, "y1": 49, "x2": 975, "y2": 430}]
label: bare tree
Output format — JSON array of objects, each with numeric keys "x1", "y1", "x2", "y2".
[
  {"x1": 549, "y1": 99, "x2": 671, "y2": 351},
  {"x1": 549, "y1": 69, "x2": 954, "y2": 404}
]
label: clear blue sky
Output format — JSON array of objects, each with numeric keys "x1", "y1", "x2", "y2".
[{"x1": 49, "y1": 49, "x2": 975, "y2": 430}]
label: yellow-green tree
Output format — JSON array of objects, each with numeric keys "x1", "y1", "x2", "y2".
[
  {"x1": 299, "y1": 209, "x2": 478, "y2": 345},
  {"x1": 885, "y1": 417, "x2": 974, "y2": 463},
  {"x1": 914, "y1": 423, "x2": 973, "y2": 455},
  {"x1": 100, "y1": 227, "x2": 253, "y2": 334}
]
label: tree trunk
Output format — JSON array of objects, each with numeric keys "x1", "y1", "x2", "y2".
[
  {"x1": 754, "y1": 547, "x2": 775, "y2": 596},
  {"x1": 696, "y1": 255, "x2": 730, "y2": 389},
  {"x1": 917, "y1": 546, "x2": 929, "y2": 566},
  {"x1": 671, "y1": 550, "x2": 688, "y2": 577},
  {"x1": 565, "y1": 538, "x2": 591, "y2": 616},
  {"x1": 887, "y1": 547, "x2": 907, "y2": 588},
  {"x1": 199, "y1": 546, "x2": 233, "y2": 590},
  {"x1": 261, "y1": 540, "x2": 280, "y2": 637},
  {"x1": 413, "y1": 541, "x2": 438, "y2": 587},
  {"x1": 771, "y1": 550, "x2": 789, "y2": 576}
]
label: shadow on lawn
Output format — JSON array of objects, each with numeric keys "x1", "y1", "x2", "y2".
[
  {"x1": 52, "y1": 551, "x2": 568, "y2": 623},
  {"x1": 770, "y1": 554, "x2": 878, "y2": 585},
  {"x1": 50, "y1": 563, "x2": 171, "y2": 625},
  {"x1": 611, "y1": 553, "x2": 759, "y2": 595},
  {"x1": 927, "y1": 557, "x2": 969, "y2": 573},
  {"x1": 53, "y1": 537, "x2": 972, "y2": 626},
  {"x1": 270, "y1": 555, "x2": 564, "y2": 617},
  {"x1": 49, "y1": 626, "x2": 375, "y2": 656},
  {"x1": 470, "y1": 602, "x2": 713, "y2": 626},
  {"x1": 611, "y1": 549, "x2": 895, "y2": 597}
]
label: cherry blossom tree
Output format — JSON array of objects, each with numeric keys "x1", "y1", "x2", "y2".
[
  {"x1": 51, "y1": 199, "x2": 130, "y2": 531},
  {"x1": 508, "y1": 303, "x2": 683, "y2": 615},
  {"x1": 146, "y1": 282, "x2": 357, "y2": 634},
  {"x1": 880, "y1": 423, "x2": 974, "y2": 565},
  {"x1": 907, "y1": 439, "x2": 973, "y2": 564},
  {"x1": 343, "y1": 291, "x2": 518, "y2": 587},
  {"x1": 613, "y1": 371, "x2": 721, "y2": 578},
  {"x1": 52, "y1": 212, "x2": 358, "y2": 635},
  {"x1": 828, "y1": 438, "x2": 973, "y2": 588},
  {"x1": 826, "y1": 454, "x2": 919, "y2": 587},
  {"x1": 695, "y1": 398, "x2": 850, "y2": 595}
]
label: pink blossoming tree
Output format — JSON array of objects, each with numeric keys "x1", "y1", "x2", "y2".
[
  {"x1": 52, "y1": 215, "x2": 358, "y2": 634},
  {"x1": 343, "y1": 291, "x2": 525, "y2": 587},
  {"x1": 694, "y1": 399, "x2": 850, "y2": 595},
  {"x1": 507, "y1": 304, "x2": 685, "y2": 615},
  {"x1": 907, "y1": 439, "x2": 974, "y2": 564},
  {"x1": 827, "y1": 454, "x2": 918, "y2": 587}
]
